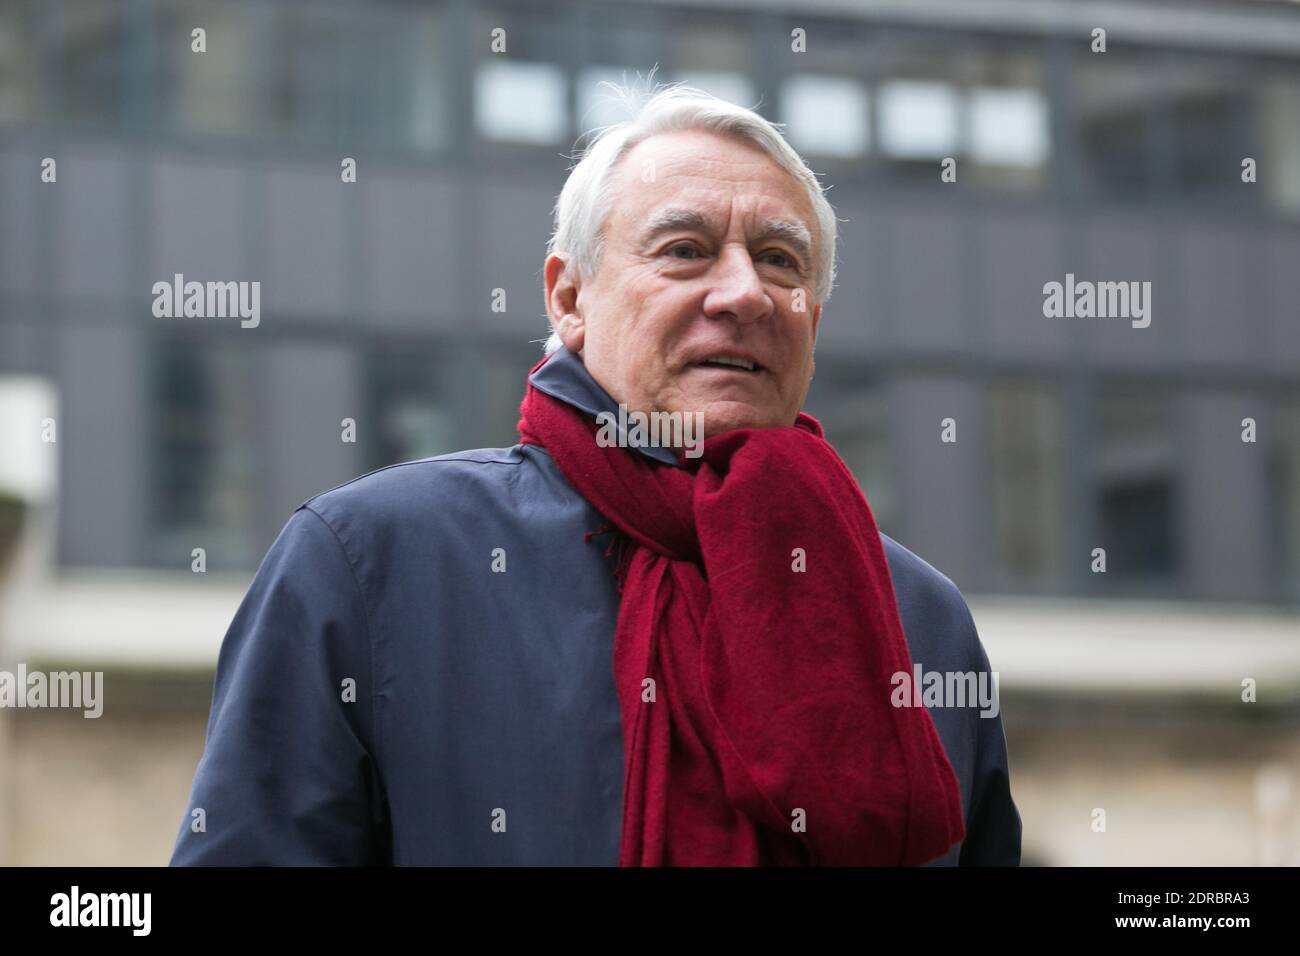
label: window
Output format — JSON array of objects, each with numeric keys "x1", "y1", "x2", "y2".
[
  {"x1": 474, "y1": 60, "x2": 567, "y2": 145},
  {"x1": 867, "y1": 41, "x2": 1048, "y2": 187},
  {"x1": 153, "y1": 0, "x2": 450, "y2": 149},
  {"x1": 673, "y1": 15, "x2": 751, "y2": 84},
  {"x1": 0, "y1": 3, "x2": 34, "y2": 126},
  {"x1": 969, "y1": 87, "x2": 1049, "y2": 169},
  {"x1": 364, "y1": 344, "x2": 540, "y2": 470},
  {"x1": 149, "y1": 339, "x2": 259, "y2": 570},
  {"x1": 1256, "y1": 75, "x2": 1300, "y2": 215},
  {"x1": 805, "y1": 374, "x2": 895, "y2": 534},
  {"x1": 156, "y1": 0, "x2": 274, "y2": 139},
  {"x1": 51, "y1": 0, "x2": 128, "y2": 129},
  {"x1": 1074, "y1": 57, "x2": 1163, "y2": 197},
  {"x1": 878, "y1": 80, "x2": 959, "y2": 160},
  {"x1": 364, "y1": 349, "x2": 458, "y2": 470},
  {"x1": 347, "y1": 5, "x2": 449, "y2": 151},
  {"x1": 1092, "y1": 388, "x2": 1181, "y2": 592},
  {"x1": 988, "y1": 382, "x2": 1064, "y2": 592},
  {"x1": 781, "y1": 74, "x2": 869, "y2": 159}
]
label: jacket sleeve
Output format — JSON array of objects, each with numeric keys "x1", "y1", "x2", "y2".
[
  {"x1": 958, "y1": 621, "x2": 1022, "y2": 866},
  {"x1": 169, "y1": 505, "x2": 389, "y2": 865}
]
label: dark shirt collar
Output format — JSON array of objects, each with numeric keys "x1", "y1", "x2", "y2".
[{"x1": 529, "y1": 343, "x2": 683, "y2": 468}]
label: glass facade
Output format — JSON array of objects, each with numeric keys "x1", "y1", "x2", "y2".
[
  {"x1": 987, "y1": 381, "x2": 1064, "y2": 593},
  {"x1": 0, "y1": 0, "x2": 1296, "y2": 605},
  {"x1": 1093, "y1": 387, "x2": 1181, "y2": 594},
  {"x1": 149, "y1": 338, "x2": 261, "y2": 570}
]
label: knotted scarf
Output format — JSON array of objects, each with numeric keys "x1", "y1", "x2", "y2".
[{"x1": 517, "y1": 355, "x2": 965, "y2": 865}]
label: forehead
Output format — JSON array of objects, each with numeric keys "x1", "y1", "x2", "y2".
[{"x1": 608, "y1": 129, "x2": 815, "y2": 230}]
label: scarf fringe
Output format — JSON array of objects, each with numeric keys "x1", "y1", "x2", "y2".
[{"x1": 584, "y1": 521, "x2": 635, "y2": 594}]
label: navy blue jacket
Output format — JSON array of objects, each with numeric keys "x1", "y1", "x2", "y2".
[{"x1": 170, "y1": 345, "x2": 1021, "y2": 866}]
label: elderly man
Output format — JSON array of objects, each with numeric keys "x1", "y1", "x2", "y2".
[{"x1": 171, "y1": 83, "x2": 1020, "y2": 867}]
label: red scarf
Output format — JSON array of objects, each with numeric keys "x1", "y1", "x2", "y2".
[{"x1": 518, "y1": 357, "x2": 965, "y2": 865}]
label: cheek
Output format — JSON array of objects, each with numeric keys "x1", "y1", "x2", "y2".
[
  {"x1": 780, "y1": 314, "x2": 816, "y2": 360},
  {"x1": 633, "y1": 302, "x2": 692, "y2": 364},
  {"x1": 785, "y1": 347, "x2": 816, "y2": 401}
]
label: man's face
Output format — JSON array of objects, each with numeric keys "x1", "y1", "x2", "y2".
[{"x1": 545, "y1": 128, "x2": 823, "y2": 439}]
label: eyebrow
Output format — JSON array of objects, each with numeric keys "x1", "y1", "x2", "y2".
[{"x1": 638, "y1": 206, "x2": 814, "y2": 269}]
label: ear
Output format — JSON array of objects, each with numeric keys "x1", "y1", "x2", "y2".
[{"x1": 544, "y1": 254, "x2": 585, "y2": 353}]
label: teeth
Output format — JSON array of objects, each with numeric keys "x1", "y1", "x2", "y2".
[{"x1": 704, "y1": 356, "x2": 756, "y2": 371}]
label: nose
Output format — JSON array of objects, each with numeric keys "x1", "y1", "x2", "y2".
[{"x1": 702, "y1": 245, "x2": 774, "y2": 326}]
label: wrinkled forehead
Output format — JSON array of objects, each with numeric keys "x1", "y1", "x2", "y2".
[{"x1": 606, "y1": 130, "x2": 817, "y2": 246}]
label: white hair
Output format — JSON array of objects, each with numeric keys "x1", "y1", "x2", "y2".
[{"x1": 542, "y1": 71, "x2": 839, "y2": 354}]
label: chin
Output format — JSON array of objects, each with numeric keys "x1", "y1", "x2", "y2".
[{"x1": 696, "y1": 401, "x2": 780, "y2": 438}]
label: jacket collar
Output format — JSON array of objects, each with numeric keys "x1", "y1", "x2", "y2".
[{"x1": 529, "y1": 344, "x2": 683, "y2": 468}]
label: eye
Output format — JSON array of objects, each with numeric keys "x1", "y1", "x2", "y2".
[
  {"x1": 666, "y1": 242, "x2": 701, "y2": 260},
  {"x1": 759, "y1": 250, "x2": 797, "y2": 269}
]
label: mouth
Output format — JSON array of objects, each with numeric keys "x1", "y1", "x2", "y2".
[{"x1": 691, "y1": 354, "x2": 765, "y2": 375}]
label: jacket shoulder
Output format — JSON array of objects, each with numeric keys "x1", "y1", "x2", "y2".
[
  {"x1": 881, "y1": 533, "x2": 968, "y2": 614},
  {"x1": 880, "y1": 533, "x2": 982, "y2": 666},
  {"x1": 300, "y1": 445, "x2": 526, "y2": 521}
]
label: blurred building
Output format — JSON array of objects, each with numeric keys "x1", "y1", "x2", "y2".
[{"x1": 0, "y1": 0, "x2": 1298, "y2": 865}]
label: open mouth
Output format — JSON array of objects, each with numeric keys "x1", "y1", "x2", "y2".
[{"x1": 694, "y1": 356, "x2": 763, "y2": 373}]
